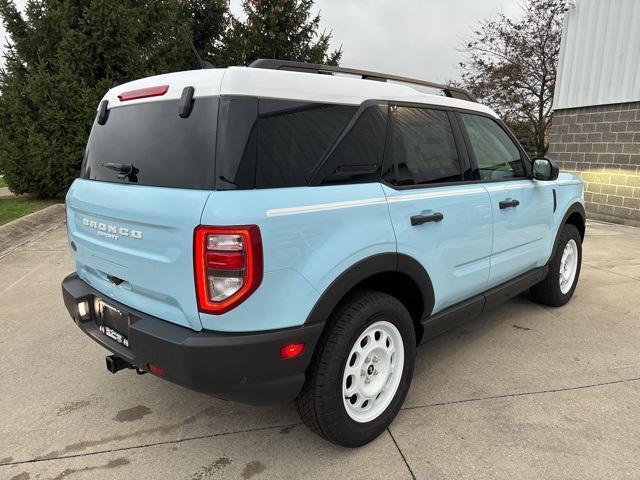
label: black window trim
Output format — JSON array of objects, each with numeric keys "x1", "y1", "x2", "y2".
[{"x1": 447, "y1": 110, "x2": 473, "y2": 178}]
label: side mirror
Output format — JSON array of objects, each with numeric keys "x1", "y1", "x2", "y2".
[{"x1": 532, "y1": 157, "x2": 559, "y2": 181}]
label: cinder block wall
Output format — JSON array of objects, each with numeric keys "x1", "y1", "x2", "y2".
[{"x1": 548, "y1": 101, "x2": 640, "y2": 227}]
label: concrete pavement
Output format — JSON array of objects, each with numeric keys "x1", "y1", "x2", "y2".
[
  {"x1": 1, "y1": 221, "x2": 639, "y2": 479},
  {"x1": 0, "y1": 204, "x2": 66, "y2": 257}
]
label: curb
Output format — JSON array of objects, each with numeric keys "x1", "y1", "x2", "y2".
[{"x1": 0, "y1": 203, "x2": 66, "y2": 258}]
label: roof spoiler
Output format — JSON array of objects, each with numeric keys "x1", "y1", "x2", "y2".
[{"x1": 248, "y1": 59, "x2": 477, "y2": 103}]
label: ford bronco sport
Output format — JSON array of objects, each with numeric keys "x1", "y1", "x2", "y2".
[{"x1": 62, "y1": 59, "x2": 585, "y2": 447}]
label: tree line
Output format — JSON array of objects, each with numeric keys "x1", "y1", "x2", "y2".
[
  {"x1": 0, "y1": 0, "x2": 563, "y2": 198},
  {"x1": 0, "y1": 0, "x2": 341, "y2": 197}
]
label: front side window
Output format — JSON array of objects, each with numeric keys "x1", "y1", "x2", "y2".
[
  {"x1": 460, "y1": 114, "x2": 525, "y2": 180},
  {"x1": 387, "y1": 106, "x2": 462, "y2": 186}
]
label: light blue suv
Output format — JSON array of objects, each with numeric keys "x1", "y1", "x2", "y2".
[{"x1": 62, "y1": 60, "x2": 585, "y2": 447}]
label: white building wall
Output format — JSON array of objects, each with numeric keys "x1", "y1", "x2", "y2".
[{"x1": 553, "y1": 0, "x2": 640, "y2": 110}]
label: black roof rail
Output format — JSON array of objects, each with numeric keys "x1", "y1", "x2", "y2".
[{"x1": 248, "y1": 59, "x2": 477, "y2": 103}]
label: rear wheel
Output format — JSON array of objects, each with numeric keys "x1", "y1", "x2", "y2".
[
  {"x1": 296, "y1": 290, "x2": 416, "y2": 447},
  {"x1": 531, "y1": 224, "x2": 582, "y2": 307}
]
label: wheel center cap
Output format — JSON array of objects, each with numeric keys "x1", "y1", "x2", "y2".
[{"x1": 367, "y1": 365, "x2": 374, "y2": 375}]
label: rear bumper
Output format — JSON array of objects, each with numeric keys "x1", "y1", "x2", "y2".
[{"x1": 61, "y1": 273, "x2": 323, "y2": 404}]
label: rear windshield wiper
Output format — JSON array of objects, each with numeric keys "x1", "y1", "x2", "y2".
[{"x1": 101, "y1": 163, "x2": 139, "y2": 182}]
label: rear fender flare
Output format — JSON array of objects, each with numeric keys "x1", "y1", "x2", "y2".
[{"x1": 304, "y1": 253, "x2": 434, "y2": 325}]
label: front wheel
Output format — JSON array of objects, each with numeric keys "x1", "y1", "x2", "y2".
[
  {"x1": 531, "y1": 224, "x2": 582, "y2": 307},
  {"x1": 296, "y1": 290, "x2": 416, "y2": 447}
]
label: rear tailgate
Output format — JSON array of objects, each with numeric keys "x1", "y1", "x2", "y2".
[
  {"x1": 67, "y1": 180, "x2": 209, "y2": 330},
  {"x1": 66, "y1": 84, "x2": 222, "y2": 331}
]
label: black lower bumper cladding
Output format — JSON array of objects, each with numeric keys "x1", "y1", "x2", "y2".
[{"x1": 61, "y1": 273, "x2": 323, "y2": 404}]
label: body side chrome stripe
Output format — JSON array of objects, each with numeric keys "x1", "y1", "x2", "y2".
[
  {"x1": 266, "y1": 197, "x2": 387, "y2": 217},
  {"x1": 554, "y1": 180, "x2": 582, "y2": 186},
  {"x1": 266, "y1": 187, "x2": 486, "y2": 217},
  {"x1": 385, "y1": 187, "x2": 485, "y2": 203},
  {"x1": 484, "y1": 183, "x2": 538, "y2": 192}
]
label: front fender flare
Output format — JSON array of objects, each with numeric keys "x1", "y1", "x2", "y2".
[{"x1": 550, "y1": 202, "x2": 586, "y2": 262}]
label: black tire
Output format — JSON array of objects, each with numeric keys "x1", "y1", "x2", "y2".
[
  {"x1": 531, "y1": 224, "x2": 582, "y2": 307},
  {"x1": 296, "y1": 289, "x2": 416, "y2": 447}
]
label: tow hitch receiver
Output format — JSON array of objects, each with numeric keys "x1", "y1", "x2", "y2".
[{"x1": 105, "y1": 355, "x2": 132, "y2": 374}]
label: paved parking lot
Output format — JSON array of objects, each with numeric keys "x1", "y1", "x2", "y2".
[{"x1": 1, "y1": 220, "x2": 640, "y2": 479}]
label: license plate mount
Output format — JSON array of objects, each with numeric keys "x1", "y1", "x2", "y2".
[{"x1": 96, "y1": 299, "x2": 130, "y2": 348}]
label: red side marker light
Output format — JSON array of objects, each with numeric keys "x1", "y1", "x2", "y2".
[
  {"x1": 280, "y1": 343, "x2": 305, "y2": 360},
  {"x1": 118, "y1": 85, "x2": 169, "y2": 102},
  {"x1": 147, "y1": 363, "x2": 166, "y2": 377}
]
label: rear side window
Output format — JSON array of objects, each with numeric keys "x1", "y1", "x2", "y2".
[
  {"x1": 313, "y1": 104, "x2": 388, "y2": 185},
  {"x1": 82, "y1": 98, "x2": 218, "y2": 189},
  {"x1": 255, "y1": 101, "x2": 356, "y2": 188},
  {"x1": 459, "y1": 113, "x2": 525, "y2": 180},
  {"x1": 387, "y1": 106, "x2": 462, "y2": 186},
  {"x1": 215, "y1": 98, "x2": 357, "y2": 189}
]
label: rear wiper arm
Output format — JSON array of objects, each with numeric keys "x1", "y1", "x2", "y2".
[
  {"x1": 101, "y1": 163, "x2": 139, "y2": 181},
  {"x1": 102, "y1": 162, "x2": 135, "y2": 173}
]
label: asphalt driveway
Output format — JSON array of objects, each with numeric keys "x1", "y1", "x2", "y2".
[{"x1": 1, "y1": 220, "x2": 639, "y2": 479}]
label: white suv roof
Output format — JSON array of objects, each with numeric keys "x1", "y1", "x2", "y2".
[{"x1": 102, "y1": 62, "x2": 498, "y2": 118}]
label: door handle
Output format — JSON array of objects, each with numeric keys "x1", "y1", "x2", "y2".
[
  {"x1": 499, "y1": 199, "x2": 520, "y2": 209},
  {"x1": 411, "y1": 212, "x2": 444, "y2": 226}
]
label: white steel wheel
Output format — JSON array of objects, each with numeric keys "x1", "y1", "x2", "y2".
[
  {"x1": 342, "y1": 320, "x2": 405, "y2": 423},
  {"x1": 559, "y1": 239, "x2": 578, "y2": 294}
]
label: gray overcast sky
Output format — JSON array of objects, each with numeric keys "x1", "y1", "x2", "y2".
[{"x1": 1, "y1": 0, "x2": 521, "y2": 82}]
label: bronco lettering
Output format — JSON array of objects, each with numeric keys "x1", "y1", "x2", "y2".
[{"x1": 82, "y1": 217, "x2": 142, "y2": 239}]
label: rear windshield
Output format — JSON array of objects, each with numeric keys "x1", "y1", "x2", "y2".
[{"x1": 81, "y1": 97, "x2": 218, "y2": 189}]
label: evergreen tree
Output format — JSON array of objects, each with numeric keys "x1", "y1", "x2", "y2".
[
  {"x1": 0, "y1": 0, "x2": 229, "y2": 197},
  {"x1": 226, "y1": 0, "x2": 341, "y2": 66},
  {"x1": 186, "y1": 0, "x2": 232, "y2": 66}
]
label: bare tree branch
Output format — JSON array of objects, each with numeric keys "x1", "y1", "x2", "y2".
[{"x1": 456, "y1": 0, "x2": 565, "y2": 156}]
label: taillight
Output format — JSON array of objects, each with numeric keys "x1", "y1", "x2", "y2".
[
  {"x1": 118, "y1": 85, "x2": 169, "y2": 102},
  {"x1": 194, "y1": 226, "x2": 263, "y2": 315}
]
